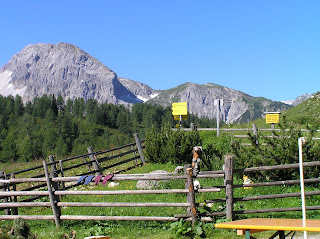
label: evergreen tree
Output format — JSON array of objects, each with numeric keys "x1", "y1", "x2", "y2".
[{"x1": 14, "y1": 95, "x2": 24, "y2": 116}]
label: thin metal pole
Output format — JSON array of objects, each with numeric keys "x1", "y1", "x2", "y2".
[
  {"x1": 216, "y1": 100, "x2": 220, "y2": 136},
  {"x1": 298, "y1": 137, "x2": 307, "y2": 239}
]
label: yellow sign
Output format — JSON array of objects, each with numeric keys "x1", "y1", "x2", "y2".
[
  {"x1": 174, "y1": 115, "x2": 188, "y2": 120},
  {"x1": 266, "y1": 113, "x2": 280, "y2": 124},
  {"x1": 172, "y1": 102, "x2": 188, "y2": 115}
]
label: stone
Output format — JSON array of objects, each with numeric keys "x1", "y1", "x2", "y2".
[{"x1": 136, "y1": 170, "x2": 170, "y2": 190}]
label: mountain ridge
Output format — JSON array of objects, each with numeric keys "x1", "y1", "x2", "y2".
[{"x1": 0, "y1": 42, "x2": 302, "y2": 123}]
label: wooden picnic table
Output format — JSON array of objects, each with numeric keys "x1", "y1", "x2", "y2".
[{"x1": 215, "y1": 218, "x2": 320, "y2": 239}]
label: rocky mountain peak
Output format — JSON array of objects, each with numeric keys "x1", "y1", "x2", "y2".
[{"x1": 0, "y1": 42, "x2": 141, "y2": 104}]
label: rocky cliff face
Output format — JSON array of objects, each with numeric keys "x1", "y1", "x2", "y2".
[
  {"x1": 0, "y1": 43, "x2": 141, "y2": 104},
  {"x1": 118, "y1": 77, "x2": 161, "y2": 102},
  {"x1": 147, "y1": 82, "x2": 291, "y2": 123}
]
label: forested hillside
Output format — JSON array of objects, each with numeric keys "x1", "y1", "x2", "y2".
[{"x1": 0, "y1": 94, "x2": 218, "y2": 163}]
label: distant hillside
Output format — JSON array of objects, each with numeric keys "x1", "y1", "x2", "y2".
[
  {"x1": 281, "y1": 93, "x2": 314, "y2": 106},
  {"x1": 283, "y1": 92, "x2": 320, "y2": 125}
]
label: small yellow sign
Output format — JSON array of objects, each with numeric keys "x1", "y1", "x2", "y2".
[
  {"x1": 174, "y1": 115, "x2": 188, "y2": 120},
  {"x1": 172, "y1": 102, "x2": 188, "y2": 115},
  {"x1": 266, "y1": 113, "x2": 280, "y2": 124}
]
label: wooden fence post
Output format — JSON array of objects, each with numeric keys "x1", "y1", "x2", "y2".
[
  {"x1": 59, "y1": 160, "x2": 65, "y2": 190},
  {"x1": 190, "y1": 123, "x2": 197, "y2": 131},
  {"x1": 185, "y1": 166, "x2": 197, "y2": 225},
  {"x1": 0, "y1": 171, "x2": 10, "y2": 215},
  {"x1": 131, "y1": 145, "x2": 138, "y2": 165},
  {"x1": 49, "y1": 155, "x2": 58, "y2": 178},
  {"x1": 224, "y1": 155, "x2": 234, "y2": 220},
  {"x1": 11, "y1": 172, "x2": 18, "y2": 215},
  {"x1": 43, "y1": 161, "x2": 61, "y2": 227},
  {"x1": 134, "y1": 133, "x2": 146, "y2": 164},
  {"x1": 87, "y1": 146, "x2": 102, "y2": 175}
]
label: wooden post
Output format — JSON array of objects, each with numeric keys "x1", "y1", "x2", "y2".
[
  {"x1": 252, "y1": 124, "x2": 259, "y2": 145},
  {"x1": 131, "y1": 145, "x2": 138, "y2": 165},
  {"x1": 43, "y1": 161, "x2": 61, "y2": 227},
  {"x1": 87, "y1": 146, "x2": 102, "y2": 175},
  {"x1": 59, "y1": 160, "x2": 65, "y2": 190},
  {"x1": 185, "y1": 166, "x2": 197, "y2": 225},
  {"x1": 224, "y1": 155, "x2": 234, "y2": 220},
  {"x1": 190, "y1": 123, "x2": 196, "y2": 131},
  {"x1": 134, "y1": 133, "x2": 146, "y2": 164},
  {"x1": 11, "y1": 173, "x2": 18, "y2": 215},
  {"x1": 49, "y1": 156, "x2": 61, "y2": 199},
  {"x1": 0, "y1": 171, "x2": 10, "y2": 215},
  {"x1": 49, "y1": 155, "x2": 58, "y2": 178}
]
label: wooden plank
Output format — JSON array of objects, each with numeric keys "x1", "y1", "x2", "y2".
[
  {"x1": 55, "y1": 189, "x2": 189, "y2": 196},
  {"x1": 57, "y1": 202, "x2": 190, "y2": 207},
  {"x1": 0, "y1": 191, "x2": 49, "y2": 196},
  {"x1": 234, "y1": 177, "x2": 320, "y2": 188},
  {"x1": 52, "y1": 175, "x2": 188, "y2": 182},
  {"x1": 234, "y1": 161, "x2": 320, "y2": 174},
  {"x1": 234, "y1": 190, "x2": 320, "y2": 202},
  {"x1": 233, "y1": 205, "x2": 320, "y2": 215},
  {"x1": 0, "y1": 215, "x2": 55, "y2": 220},
  {"x1": 60, "y1": 215, "x2": 179, "y2": 221},
  {"x1": 0, "y1": 202, "x2": 51, "y2": 208}
]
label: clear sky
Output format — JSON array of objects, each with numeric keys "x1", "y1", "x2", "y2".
[{"x1": 0, "y1": 1, "x2": 319, "y2": 101}]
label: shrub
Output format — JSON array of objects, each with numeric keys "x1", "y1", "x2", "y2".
[{"x1": 145, "y1": 124, "x2": 201, "y2": 165}]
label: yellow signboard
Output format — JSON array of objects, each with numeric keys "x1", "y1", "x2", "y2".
[
  {"x1": 174, "y1": 115, "x2": 188, "y2": 120},
  {"x1": 266, "y1": 113, "x2": 280, "y2": 124},
  {"x1": 172, "y1": 102, "x2": 188, "y2": 115}
]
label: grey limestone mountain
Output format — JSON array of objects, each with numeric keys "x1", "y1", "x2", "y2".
[
  {"x1": 147, "y1": 82, "x2": 292, "y2": 123},
  {"x1": 118, "y1": 77, "x2": 161, "y2": 102},
  {"x1": 0, "y1": 42, "x2": 292, "y2": 123},
  {"x1": 0, "y1": 42, "x2": 143, "y2": 104}
]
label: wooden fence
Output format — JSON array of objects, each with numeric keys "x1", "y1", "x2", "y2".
[
  {"x1": 1, "y1": 154, "x2": 320, "y2": 227},
  {"x1": 0, "y1": 133, "x2": 146, "y2": 208},
  {"x1": 0, "y1": 163, "x2": 222, "y2": 227},
  {"x1": 179, "y1": 124, "x2": 320, "y2": 146}
]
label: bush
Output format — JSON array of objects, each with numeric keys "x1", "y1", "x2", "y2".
[
  {"x1": 200, "y1": 131, "x2": 232, "y2": 171},
  {"x1": 145, "y1": 124, "x2": 201, "y2": 165}
]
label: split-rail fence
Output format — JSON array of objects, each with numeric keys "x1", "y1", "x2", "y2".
[{"x1": 1, "y1": 151, "x2": 320, "y2": 227}]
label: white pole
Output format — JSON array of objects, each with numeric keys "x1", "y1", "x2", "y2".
[
  {"x1": 216, "y1": 100, "x2": 220, "y2": 136},
  {"x1": 298, "y1": 137, "x2": 307, "y2": 239}
]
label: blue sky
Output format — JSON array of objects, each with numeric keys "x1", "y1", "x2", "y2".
[{"x1": 0, "y1": 1, "x2": 319, "y2": 101}]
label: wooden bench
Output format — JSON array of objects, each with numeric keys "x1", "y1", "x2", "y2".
[{"x1": 215, "y1": 218, "x2": 320, "y2": 239}]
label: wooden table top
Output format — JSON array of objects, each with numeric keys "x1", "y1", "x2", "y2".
[{"x1": 215, "y1": 218, "x2": 320, "y2": 232}]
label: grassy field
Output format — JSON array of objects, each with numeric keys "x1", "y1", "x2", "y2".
[{"x1": 1, "y1": 161, "x2": 320, "y2": 239}]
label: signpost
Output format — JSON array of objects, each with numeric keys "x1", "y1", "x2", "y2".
[
  {"x1": 172, "y1": 102, "x2": 188, "y2": 128},
  {"x1": 214, "y1": 99, "x2": 223, "y2": 136},
  {"x1": 265, "y1": 112, "x2": 281, "y2": 130}
]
